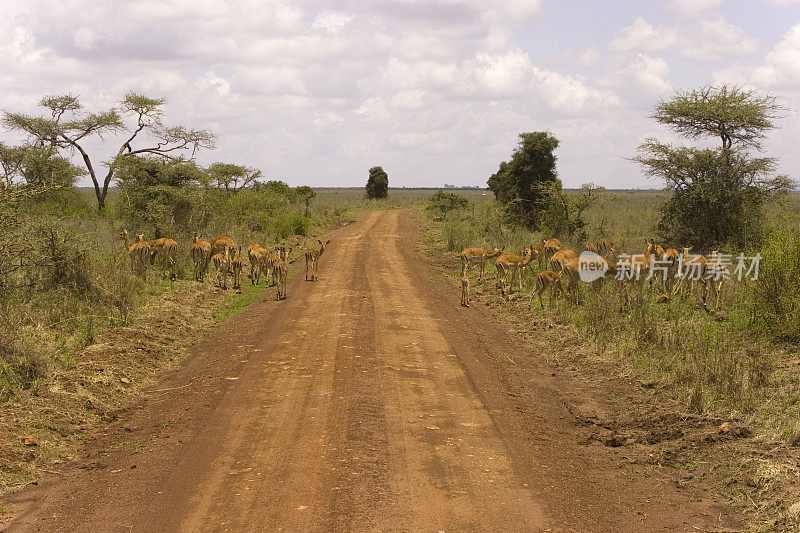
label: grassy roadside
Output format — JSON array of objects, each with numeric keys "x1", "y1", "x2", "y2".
[
  {"x1": 0, "y1": 278, "x2": 269, "y2": 495},
  {"x1": 0, "y1": 199, "x2": 366, "y2": 497},
  {"x1": 417, "y1": 204, "x2": 800, "y2": 532}
]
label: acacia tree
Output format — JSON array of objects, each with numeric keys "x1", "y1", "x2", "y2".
[
  {"x1": 487, "y1": 131, "x2": 559, "y2": 230},
  {"x1": 2, "y1": 93, "x2": 216, "y2": 210},
  {"x1": 633, "y1": 85, "x2": 792, "y2": 249},
  {"x1": 365, "y1": 166, "x2": 389, "y2": 199},
  {"x1": 207, "y1": 162, "x2": 261, "y2": 193}
]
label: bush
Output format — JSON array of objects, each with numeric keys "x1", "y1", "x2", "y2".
[
  {"x1": 748, "y1": 224, "x2": 800, "y2": 340},
  {"x1": 428, "y1": 191, "x2": 468, "y2": 217},
  {"x1": 0, "y1": 309, "x2": 49, "y2": 400},
  {"x1": 30, "y1": 222, "x2": 92, "y2": 294}
]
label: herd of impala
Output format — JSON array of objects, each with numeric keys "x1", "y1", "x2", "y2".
[
  {"x1": 118, "y1": 229, "x2": 330, "y2": 300},
  {"x1": 460, "y1": 237, "x2": 727, "y2": 310}
]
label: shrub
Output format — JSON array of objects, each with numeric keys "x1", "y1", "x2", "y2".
[
  {"x1": 428, "y1": 191, "x2": 468, "y2": 217},
  {"x1": 748, "y1": 224, "x2": 800, "y2": 341},
  {"x1": 30, "y1": 222, "x2": 92, "y2": 294}
]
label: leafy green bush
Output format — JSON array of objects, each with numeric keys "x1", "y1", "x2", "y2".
[
  {"x1": 748, "y1": 224, "x2": 800, "y2": 340},
  {"x1": 427, "y1": 191, "x2": 468, "y2": 217}
]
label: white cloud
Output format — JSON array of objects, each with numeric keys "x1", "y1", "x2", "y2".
[
  {"x1": 609, "y1": 18, "x2": 678, "y2": 53},
  {"x1": 196, "y1": 71, "x2": 230, "y2": 97},
  {"x1": 232, "y1": 65, "x2": 308, "y2": 96},
  {"x1": 683, "y1": 17, "x2": 759, "y2": 60},
  {"x1": 535, "y1": 69, "x2": 620, "y2": 114},
  {"x1": 615, "y1": 54, "x2": 671, "y2": 94},
  {"x1": 575, "y1": 47, "x2": 601, "y2": 67},
  {"x1": 73, "y1": 28, "x2": 98, "y2": 50},
  {"x1": 668, "y1": 0, "x2": 723, "y2": 17},
  {"x1": 609, "y1": 16, "x2": 757, "y2": 61},
  {"x1": 312, "y1": 11, "x2": 354, "y2": 34},
  {"x1": 714, "y1": 23, "x2": 800, "y2": 89},
  {"x1": 8, "y1": 27, "x2": 45, "y2": 63}
]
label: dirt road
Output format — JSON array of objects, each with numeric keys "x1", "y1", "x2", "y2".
[{"x1": 2, "y1": 210, "x2": 738, "y2": 532}]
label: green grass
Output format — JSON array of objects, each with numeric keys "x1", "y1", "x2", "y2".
[{"x1": 212, "y1": 278, "x2": 268, "y2": 323}]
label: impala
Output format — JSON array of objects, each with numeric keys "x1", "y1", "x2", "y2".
[
  {"x1": 529, "y1": 243, "x2": 545, "y2": 269},
  {"x1": 212, "y1": 249, "x2": 231, "y2": 290},
  {"x1": 460, "y1": 246, "x2": 503, "y2": 280},
  {"x1": 273, "y1": 257, "x2": 288, "y2": 300},
  {"x1": 592, "y1": 254, "x2": 618, "y2": 291},
  {"x1": 550, "y1": 248, "x2": 578, "y2": 272},
  {"x1": 677, "y1": 246, "x2": 708, "y2": 300},
  {"x1": 617, "y1": 240, "x2": 656, "y2": 305},
  {"x1": 118, "y1": 229, "x2": 150, "y2": 276},
  {"x1": 531, "y1": 270, "x2": 564, "y2": 309},
  {"x1": 211, "y1": 235, "x2": 236, "y2": 258},
  {"x1": 247, "y1": 243, "x2": 269, "y2": 284},
  {"x1": 191, "y1": 232, "x2": 212, "y2": 282},
  {"x1": 231, "y1": 246, "x2": 243, "y2": 292},
  {"x1": 705, "y1": 250, "x2": 727, "y2": 308},
  {"x1": 305, "y1": 239, "x2": 330, "y2": 281},
  {"x1": 648, "y1": 243, "x2": 666, "y2": 291},
  {"x1": 262, "y1": 249, "x2": 280, "y2": 286},
  {"x1": 560, "y1": 257, "x2": 582, "y2": 303},
  {"x1": 278, "y1": 245, "x2": 291, "y2": 263},
  {"x1": 149, "y1": 236, "x2": 178, "y2": 280},
  {"x1": 543, "y1": 238, "x2": 561, "y2": 260},
  {"x1": 662, "y1": 247, "x2": 681, "y2": 294},
  {"x1": 496, "y1": 246, "x2": 533, "y2": 296},
  {"x1": 596, "y1": 238, "x2": 618, "y2": 261},
  {"x1": 461, "y1": 271, "x2": 470, "y2": 307}
]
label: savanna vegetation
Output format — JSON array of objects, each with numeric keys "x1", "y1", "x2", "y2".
[
  {"x1": 424, "y1": 84, "x2": 800, "y2": 529},
  {"x1": 434, "y1": 85, "x2": 800, "y2": 438},
  {"x1": 0, "y1": 92, "x2": 368, "y2": 407}
]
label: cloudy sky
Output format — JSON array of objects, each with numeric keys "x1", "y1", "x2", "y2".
[{"x1": 2, "y1": 0, "x2": 800, "y2": 189}]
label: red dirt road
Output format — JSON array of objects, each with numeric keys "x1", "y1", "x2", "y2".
[{"x1": 1, "y1": 210, "x2": 738, "y2": 532}]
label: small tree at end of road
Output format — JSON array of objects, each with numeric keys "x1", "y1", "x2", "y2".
[{"x1": 365, "y1": 166, "x2": 389, "y2": 199}]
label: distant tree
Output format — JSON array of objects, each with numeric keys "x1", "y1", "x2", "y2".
[
  {"x1": 2, "y1": 93, "x2": 215, "y2": 210},
  {"x1": 365, "y1": 166, "x2": 389, "y2": 199},
  {"x1": 254, "y1": 180, "x2": 292, "y2": 198},
  {"x1": 206, "y1": 162, "x2": 261, "y2": 193},
  {"x1": 633, "y1": 85, "x2": 793, "y2": 249},
  {"x1": 487, "y1": 132, "x2": 559, "y2": 229},
  {"x1": 294, "y1": 185, "x2": 316, "y2": 216}
]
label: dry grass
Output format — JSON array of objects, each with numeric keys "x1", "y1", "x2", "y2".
[{"x1": 0, "y1": 281, "x2": 225, "y2": 493}]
